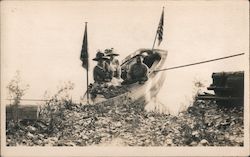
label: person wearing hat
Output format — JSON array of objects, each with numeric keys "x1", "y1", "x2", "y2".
[
  {"x1": 104, "y1": 48, "x2": 121, "y2": 79},
  {"x1": 92, "y1": 51, "x2": 111, "y2": 83},
  {"x1": 124, "y1": 54, "x2": 149, "y2": 84}
]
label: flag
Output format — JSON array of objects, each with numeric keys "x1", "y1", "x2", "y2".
[
  {"x1": 157, "y1": 8, "x2": 164, "y2": 46},
  {"x1": 80, "y1": 23, "x2": 88, "y2": 70}
]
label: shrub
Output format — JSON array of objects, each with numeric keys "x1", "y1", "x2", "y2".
[
  {"x1": 38, "y1": 81, "x2": 75, "y2": 134},
  {"x1": 6, "y1": 71, "x2": 29, "y2": 122}
]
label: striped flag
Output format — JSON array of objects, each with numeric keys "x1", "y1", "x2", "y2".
[
  {"x1": 157, "y1": 8, "x2": 164, "y2": 46},
  {"x1": 80, "y1": 23, "x2": 88, "y2": 70}
]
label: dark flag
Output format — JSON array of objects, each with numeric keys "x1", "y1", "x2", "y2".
[
  {"x1": 157, "y1": 8, "x2": 164, "y2": 46},
  {"x1": 80, "y1": 23, "x2": 88, "y2": 70}
]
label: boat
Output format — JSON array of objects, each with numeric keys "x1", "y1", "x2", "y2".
[{"x1": 91, "y1": 48, "x2": 168, "y2": 105}]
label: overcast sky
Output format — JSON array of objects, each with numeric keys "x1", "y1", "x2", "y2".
[{"x1": 1, "y1": 0, "x2": 249, "y2": 114}]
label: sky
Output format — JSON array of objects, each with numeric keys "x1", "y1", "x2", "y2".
[{"x1": 1, "y1": 0, "x2": 249, "y2": 115}]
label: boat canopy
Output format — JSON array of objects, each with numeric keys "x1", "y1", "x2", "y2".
[{"x1": 121, "y1": 49, "x2": 163, "y2": 68}]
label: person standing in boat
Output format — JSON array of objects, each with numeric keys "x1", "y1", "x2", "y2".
[
  {"x1": 104, "y1": 48, "x2": 122, "y2": 85},
  {"x1": 123, "y1": 54, "x2": 149, "y2": 84}
]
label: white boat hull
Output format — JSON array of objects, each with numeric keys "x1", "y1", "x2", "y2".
[{"x1": 91, "y1": 48, "x2": 168, "y2": 105}]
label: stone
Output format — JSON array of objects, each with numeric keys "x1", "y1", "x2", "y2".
[
  {"x1": 148, "y1": 117, "x2": 155, "y2": 121},
  {"x1": 115, "y1": 122, "x2": 122, "y2": 127},
  {"x1": 199, "y1": 139, "x2": 209, "y2": 146},
  {"x1": 26, "y1": 132, "x2": 35, "y2": 139},
  {"x1": 192, "y1": 131, "x2": 199, "y2": 137},
  {"x1": 190, "y1": 141, "x2": 198, "y2": 146},
  {"x1": 27, "y1": 126, "x2": 37, "y2": 133},
  {"x1": 38, "y1": 134, "x2": 45, "y2": 139},
  {"x1": 48, "y1": 137, "x2": 58, "y2": 142},
  {"x1": 165, "y1": 138, "x2": 173, "y2": 146}
]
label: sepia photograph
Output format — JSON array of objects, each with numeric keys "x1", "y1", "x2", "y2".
[{"x1": 1, "y1": 0, "x2": 249, "y2": 156}]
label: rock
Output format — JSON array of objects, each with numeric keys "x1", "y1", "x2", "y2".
[
  {"x1": 26, "y1": 132, "x2": 35, "y2": 139},
  {"x1": 36, "y1": 122, "x2": 47, "y2": 131},
  {"x1": 45, "y1": 142, "x2": 55, "y2": 146},
  {"x1": 22, "y1": 139, "x2": 27, "y2": 144},
  {"x1": 217, "y1": 135, "x2": 225, "y2": 141},
  {"x1": 190, "y1": 141, "x2": 198, "y2": 146},
  {"x1": 65, "y1": 141, "x2": 76, "y2": 146},
  {"x1": 198, "y1": 139, "x2": 209, "y2": 146},
  {"x1": 148, "y1": 117, "x2": 155, "y2": 121},
  {"x1": 36, "y1": 140, "x2": 43, "y2": 145},
  {"x1": 165, "y1": 138, "x2": 173, "y2": 146},
  {"x1": 38, "y1": 134, "x2": 45, "y2": 139},
  {"x1": 235, "y1": 137, "x2": 243, "y2": 143},
  {"x1": 192, "y1": 131, "x2": 199, "y2": 138},
  {"x1": 27, "y1": 126, "x2": 37, "y2": 133},
  {"x1": 80, "y1": 134, "x2": 89, "y2": 140},
  {"x1": 58, "y1": 140, "x2": 76, "y2": 146},
  {"x1": 48, "y1": 137, "x2": 58, "y2": 142},
  {"x1": 115, "y1": 122, "x2": 122, "y2": 127}
]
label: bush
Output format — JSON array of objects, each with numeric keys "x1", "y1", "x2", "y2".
[
  {"x1": 6, "y1": 71, "x2": 29, "y2": 122},
  {"x1": 38, "y1": 81, "x2": 75, "y2": 134}
]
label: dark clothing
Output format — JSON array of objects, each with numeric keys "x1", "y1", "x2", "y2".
[
  {"x1": 93, "y1": 65, "x2": 110, "y2": 83},
  {"x1": 129, "y1": 63, "x2": 148, "y2": 80},
  {"x1": 104, "y1": 62, "x2": 113, "y2": 80},
  {"x1": 121, "y1": 62, "x2": 148, "y2": 85}
]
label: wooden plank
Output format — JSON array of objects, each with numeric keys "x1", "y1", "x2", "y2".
[
  {"x1": 207, "y1": 86, "x2": 233, "y2": 91},
  {"x1": 197, "y1": 95, "x2": 242, "y2": 101}
]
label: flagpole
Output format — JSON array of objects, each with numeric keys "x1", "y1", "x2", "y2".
[
  {"x1": 86, "y1": 58, "x2": 89, "y2": 104},
  {"x1": 152, "y1": 30, "x2": 158, "y2": 50},
  {"x1": 152, "y1": 7, "x2": 164, "y2": 50},
  {"x1": 85, "y1": 22, "x2": 89, "y2": 104}
]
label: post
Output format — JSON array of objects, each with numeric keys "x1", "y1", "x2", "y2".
[
  {"x1": 152, "y1": 7, "x2": 164, "y2": 50},
  {"x1": 86, "y1": 61, "x2": 89, "y2": 104},
  {"x1": 85, "y1": 22, "x2": 89, "y2": 104},
  {"x1": 152, "y1": 31, "x2": 158, "y2": 50}
]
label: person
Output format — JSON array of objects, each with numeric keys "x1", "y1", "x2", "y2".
[
  {"x1": 92, "y1": 51, "x2": 111, "y2": 83},
  {"x1": 104, "y1": 59, "x2": 113, "y2": 81},
  {"x1": 104, "y1": 48, "x2": 121, "y2": 79},
  {"x1": 90, "y1": 51, "x2": 112, "y2": 100},
  {"x1": 123, "y1": 54, "x2": 149, "y2": 84},
  {"x1": 104, "y1": 48, "x2": 122, "y2": 86}
]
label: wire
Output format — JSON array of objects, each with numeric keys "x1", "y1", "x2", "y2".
[
  {"x1": 154, "y1": 53, "x2": 245, "y2": 72},
  {"x1": 6, "y1": 99, "x2": 49, "y2": 102}
]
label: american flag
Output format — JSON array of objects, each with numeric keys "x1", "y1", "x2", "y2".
[
  {"x1": 157, "y1": 8, "x2": 164, "y2": 46},
  {"x1": 80, "y1": 23, "x2": 88, "y2": 70}
]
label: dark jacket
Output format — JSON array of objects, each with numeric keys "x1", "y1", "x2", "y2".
[
  {"x1": 93, "y1": 63, "x2": 113, "y2": 83},
  {"x1": 129, "y1": 63, "x2": 148, "y2": 80},
  {"x1": 93, "y1": 65, "x2": 107, "y2": 83}
]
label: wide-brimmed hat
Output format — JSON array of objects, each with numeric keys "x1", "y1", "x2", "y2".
[
  {"x1": 93, "y1": 51, "x2": 109, "y2": 61},
  {"x1": 104, "y1": 48, "x2": 119, "y2": 56}
]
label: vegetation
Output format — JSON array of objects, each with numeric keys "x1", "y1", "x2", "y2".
[
  {"x1": 6, "y1": 71, "x2": 29, "y2": 122},
  {"x1": 6, "y1": 79, "x2": 244, "y2": 146}
]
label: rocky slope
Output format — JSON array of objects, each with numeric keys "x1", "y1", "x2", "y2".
[{"x1": 6, "y1": 96, "x2": 244, "y2": 146}]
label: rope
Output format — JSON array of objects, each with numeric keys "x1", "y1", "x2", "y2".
[{"x1": 154, "y1": 53, "x2": 245, "y2": 72}]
